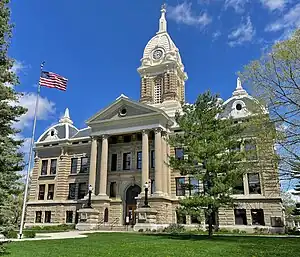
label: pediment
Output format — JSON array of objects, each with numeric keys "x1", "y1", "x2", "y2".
[{"x1": 86, "y1": 96, "x2": 166, "y2": 124}]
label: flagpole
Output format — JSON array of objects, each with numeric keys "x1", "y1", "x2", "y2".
[{"x1": 19, "y1": 61, "x2": 45, "y2": 239}]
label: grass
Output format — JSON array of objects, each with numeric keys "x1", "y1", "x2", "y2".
[{"x1": 6, "y1": 232, "x2": 300, "y2": 257}]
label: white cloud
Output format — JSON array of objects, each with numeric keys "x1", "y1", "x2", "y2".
[
  {"x1": 14, "y1": 92, "x2": 56, "y2": 130},
  {"x1": 5, "y1": 60, "x2": 25, "y2": 88},
  {"x1": 260, "y1": 0, "x2": 289, "y2": 11},
  {"x1": 265, "y1": 3, "x2": 300, "y2": 33},
  {"x1": 212, "y1": 30, "x2": 222, "y2": 41},
  {"x1": 228, "y1": 16, "x2": 255, "y2": 47},
  {"x1": 168, "y1": 2, "x2": 212, "y2": 27},
  {"x1": 224, "y1": 0, "x2": 248, "y2": 13},
  {"x1": 286, "y1": 189, "x2": 300, "y2": 203}
]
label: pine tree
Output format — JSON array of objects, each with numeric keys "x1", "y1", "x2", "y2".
[
  {"x1": 168, "y1": 91, "x2": 250, "y2": 237},
  {"x1": 0, "y1": 0, "x2": 27, "y2": 241}
]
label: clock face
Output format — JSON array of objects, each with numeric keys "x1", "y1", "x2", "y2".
[{"x1": 153, "y1": 49, "x2": 163, "y2": 60}]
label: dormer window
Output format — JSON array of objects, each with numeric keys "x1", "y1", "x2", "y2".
[{"x1": 50, "y1": 130, "x2": 55, "y2": 136}]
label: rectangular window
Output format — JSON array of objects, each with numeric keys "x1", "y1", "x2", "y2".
[
  {"x1": 68, "y1": 183, "x2": 76, "y2": 200},
  {"x1": 137, "y1": 151, "x2": 142, "y2": 169},
  {"x1": 78, "y1": 183, "x2": 87, "y2": 199},
  {"x1": 150, "y1": 179, "x2": 155, "y2": 194},
  {"x1": 251, "y1": 209, "x2": 265, "y2": 226},
  {"x1": 232, "y1": 175, "x2": 244, "y2": 194},
  {"x1": 80, "y1": 157, "x2": 89, "y2": 173},
  {"x1": 176, "y1": 177, "x2": 185, "y2": 196},
  {"x1": 38, "y1": 184, "x2": 45, "y2": 200},
  {"x1": 150, "y1": 150, "x2": 155, "y2": 168},
  {"x1": 123, "y1": 152, "x2": 131, "y2": 170},
  {"x1": 50, "y1": 159, "x2": 57, "y2": 175},
  {"x1": 123, "y1": 135, "x2": 131, "y2": 143},
  {"x1": 191, "y1": 215, "x2": 200, "y2": 224},
  {"x1": 45, "y1": 211, "x2": 51, "y2": 223},
  {"x1": 47, "y1": 184, "x2": 54, "y2": 200},
  {"x1": 189, "y1": 178, "x2": 199, "y2": 196},
  {"x1": 70, "y1": 158, "x2": 78, "y2": 174},
  {"x1": 244, "y1": 140, "x2": 257, "y2": 160},
  {"x1": 66, "y1": 211, "x2": 73, "y2": 223},
  {"x1": 176, "y1": 211, "x2": 186, "y2": 224},
  {"x1": 271, "y1": 217, "x2": 284, "y2": 227},
  {"x1": 35, "y1": 211, "x2": 42, "y2": 223},
  {"x1": 111, "y1": 154, "x2": 117, "y2": 171},
  {"x1": 41, "y1": 160, "x2": 48, "y2": 175},
  {"x1": 175, "y1": 148, "x2": 184, "y2": 160},
  {"x1": 248, "y1": 173, "x2": 261, "y2": 194},
  {"x1": 234, "y1": 209, "x2": 247, "y2": 225},
  {"x1": 110, "y1": 182, "x2": 117, "y2": 198}
]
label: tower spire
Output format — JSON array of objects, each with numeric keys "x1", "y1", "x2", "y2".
[{"x1": 158, "y1": 3, "x2": 167, "y2": 34}]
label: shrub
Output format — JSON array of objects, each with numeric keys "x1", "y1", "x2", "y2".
[
  {"x1": 0, "y1": 241, "x2": 9, "y2": 256},
  {"x1": 152, "y1": 229, "x2": 157, "y2": 233},
  {"x1": 138, "y1": 229, "x2": 143, "y2": 233},
  {"x1": 218, "y1": 228, "x2": 229, "y2": 233},
  {"x1": 5, "y1": 230, "x2": 18, "y2": 239},
  {"x1": 23, "y1": 230, "x2": 36, "y2": 238},
  {"x1": 239, "y1": 230, "x2": 247, "y2": 234},
  {"x1": 28, "y1": 224, "x2": 75, "y2": 232},
  {"x1": 163, "y1": 224, "x2": 186, "y2": 234},
  {"x1": 232, "y1": 229, "x2": 240, "y2": 234}
]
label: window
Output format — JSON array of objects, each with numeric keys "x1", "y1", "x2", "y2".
[
  {"x1": 78, "y1": 183, "x2": 87, "y2": 199},
  {"x1": 251, "y1": 209, "x2": 265, "y2": 226},
  {"x1": 38, "y1": 184, "x2": 45, "y2": 200},
  {"x1": 41, "y1": 160, "x2": 48, "y2": 175},
  {"x1": 150, "y1": 150, "x2": 155, "y2": 168},
  {"x1": 123, "y1": 153, "x2": 131, "y2": 170},
  {"x1": 244, "y1": 140, "x2": 257, "y2": 160},
  {"x1": 137, "y1": 151, "x2": 142, "y2": 169},
  {"x1": 234, "y1": 209, "x2": 247, "y2": 225},
  {"x1": 191, "y1": 215, "x2": 200, "y2": 224},
  {"x1": 71, "y1": 158, "x2": 78, "y2": 174},
  {"x1": 150, "y1": 179, "x2": 155, "y2": 194},
  {"x1": 68, "y1": 183, "x2": 76, "y2": 200},
  {"x1": 154, "y1": 77, "x2": 162, "y2": 104},
  {"x1": 35, "y1": 211, "x2": 42, "y2": 223},
  {"x1": 271, "y1": 217, "x2": 284, "y2": 227},
  {"x1": 45, "y1": 211, "x2": 51, "y2": 223},
  {"x1": 110, "y1": 182, "x2": 117, "y2": 198},
  {"x1": 232, "y1": 175, "x2": 244, "y2": 194},
  {"x1": 176, "y1": 177, "x2": 185, "y2": 196},
  {"x1": 47, "y1": 184, "x2": 54, "y2": 200},
  {"x1": 111, "y1": 154, "x2": 117, "y2": 171},
  {"x1": 248, "y1": 173, "x2": 261, "y2": 194},
  {"x1": 80, "y1": 157, "x2": 89, "y2": 173},
  {"x1": 50, "y1": 159, "x2": 57, "y2": 175},
  {"x1": 104, "y1": 208, "x2": 109, "y2": 223},
  {"x1": 176, "y1": 211, "x2": 186, "y2": 224},
  {"x1": 175, "y1": 148, "x2": 184, "y2": 160},
  {"x1": 66, "y1": 211, "x2": 73, "y2": 223},
  {"x1": 189, "y1": 178, "x2": 199, "y2": 196}
]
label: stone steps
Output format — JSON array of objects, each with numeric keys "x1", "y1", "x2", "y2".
[{"x1": 97, "y1": 225, "x2": 134, "y2": 231}]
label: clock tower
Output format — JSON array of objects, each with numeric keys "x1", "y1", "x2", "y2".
[{"x1": 138, "y1": 4, "x2": 188, "y2": 109}]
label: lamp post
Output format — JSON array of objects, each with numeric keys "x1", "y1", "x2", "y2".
[
  {"x1": 142, "y1": 182, "x2": 150, "y2": 208},
  {"x1": 87, "y1": 185, "x2": 93, "y2": 208}
]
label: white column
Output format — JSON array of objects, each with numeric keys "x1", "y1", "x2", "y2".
[
  {"x1": 142, "y1": 130, "x2": 149, "y2": 186},
  {"x1": 99, "y1": 135, "x2": 108, "y2": 196},
  {"x1": 161, "y1": 131, "x2": 169, "y2": 195},
  {"x1": 88, "y1": 137, "x2": 98, "y2": 193},
  {"x1": 154, "y1": 128, "x2": 163, "y2": 195}
]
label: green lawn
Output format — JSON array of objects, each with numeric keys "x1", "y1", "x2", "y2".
[{"x1": 6, "y1": 233, "x2": 300, "y2": 257}]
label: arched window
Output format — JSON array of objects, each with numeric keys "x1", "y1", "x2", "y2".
[
  {"x1": 104, "y1": 208, "x2": 109, "y2": 223},
  {"x1": 154, "y1": 77, "x2": 162, "y2": 104}
]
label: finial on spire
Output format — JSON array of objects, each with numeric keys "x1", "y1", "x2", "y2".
[
  {"x1": 158, "y1": 3, "x2": 167, "y2": 34},
  {"x1": 233, "y1": 77, "x2": 248, "y2": 97},
  {"x1": 59, "y1": 108, "x2": 73, "y2": 124}
]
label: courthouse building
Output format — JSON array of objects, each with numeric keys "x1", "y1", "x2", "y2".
[{"x1": 25, "y1": 5, "x2": 284, "y2": 231}]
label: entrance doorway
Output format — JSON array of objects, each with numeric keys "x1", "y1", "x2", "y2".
[{"x1": 125, "y1": 185, "x2": 141, "y2": 225}]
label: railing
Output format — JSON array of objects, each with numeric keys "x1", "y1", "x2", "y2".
[{"x1": 110, "y1": 218, "x2": 119, "y2": 230}]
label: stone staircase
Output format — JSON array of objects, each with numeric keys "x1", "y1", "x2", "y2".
[{"x1": 97, "y1": 218, "x2": 134, "y2": 231}]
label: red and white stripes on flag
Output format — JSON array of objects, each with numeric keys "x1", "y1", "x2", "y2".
[{"x1": 39, "y1": 71, "x2": 68, "y2": 91}]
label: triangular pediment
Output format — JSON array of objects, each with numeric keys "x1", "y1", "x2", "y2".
[{"x1": 86, "y1": 96, "x2": 166, "y2": 124}]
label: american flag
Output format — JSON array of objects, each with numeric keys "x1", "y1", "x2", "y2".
[{"x1": 39, "y1": 71, "x2": 68, "y2": 91}]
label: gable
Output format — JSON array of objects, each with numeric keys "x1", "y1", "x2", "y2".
[{"x1": 86, "y1": 97, "x2": 166, "y2": 124}]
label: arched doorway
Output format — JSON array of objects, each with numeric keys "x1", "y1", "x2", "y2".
[{"x1": 125, "y1": 185, "x2": 141, "y2": 225}]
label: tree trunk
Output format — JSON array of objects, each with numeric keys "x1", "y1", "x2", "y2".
[{"x1": 208, "y1": 211, "x2": 213, "y2": 237}]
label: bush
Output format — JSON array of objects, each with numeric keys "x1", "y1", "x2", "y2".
[
  {"x1": 163, "y1": 224, "x2": 186, "y2": 234},
  {"x1": 253, "y1": 227, "x2": 269, "y2": 234},
  {"x1": 28, "y1": 224, "x2": 75, "y2": 232},
  {"x1": 138, "y1": 229, "x2": 143, "y2": 233},
  {"x1": 152, "y1": 229, "x2": 157, "y2": 233},
  {"x1": 23, "y1": 230, "x2": 36, "y2": 238},
  {"x1": 218, "y1": 228, "x2": 229, "y2": 233},
  {"x1": 232, "y1": 229, "x2": 240, "y2": 234},
  {"x1": 287, "y1": 227, "x2": 300, "y2": 235},
  {"x1": 0, "y1": 241, "x2": 9, "y2": 256},
  {"x1": 5, "y1": 230, "x2": 18, "y2": 239}
]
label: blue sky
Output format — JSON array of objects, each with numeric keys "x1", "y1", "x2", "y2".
[{"x1": 9, "y1": 0, "x2": 300, "y2": 188}]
